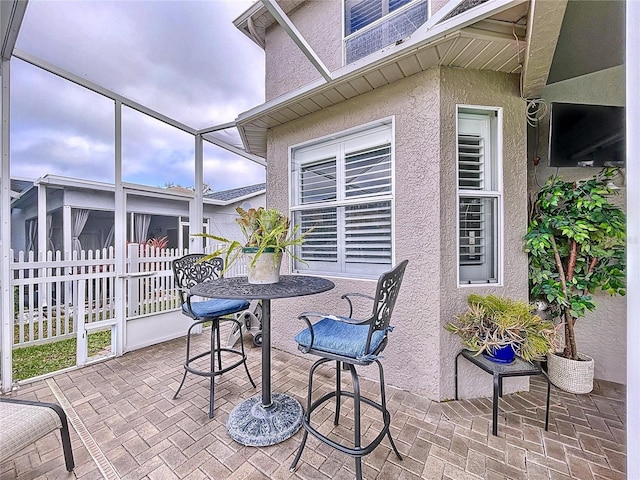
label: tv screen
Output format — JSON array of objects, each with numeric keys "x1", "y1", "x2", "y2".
[{"x1": 548, "y1": 102, "x2": 625, "y2": 167}]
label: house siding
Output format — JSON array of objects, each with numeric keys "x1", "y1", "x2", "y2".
[
  {"x1": 264, "y1": 65, "x2": 527, "y2": 401},
  {"x1": 265, "y1": 0, "x2": 342, "y2": 101}
]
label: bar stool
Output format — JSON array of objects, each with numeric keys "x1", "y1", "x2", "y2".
[
  {"x1": 290, "y1": 260, "x2": 408, "y2": 480},
  {"x1": 172, "y1": 254, "x2": 256, "y2": 418}
]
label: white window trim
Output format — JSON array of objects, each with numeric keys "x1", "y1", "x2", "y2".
[
  {"x1": 288, "y1": 117, "x2": 396, "y2": 280},
  {"x1": 456, "y1": 104, "x2": 504, "y2": 287}
]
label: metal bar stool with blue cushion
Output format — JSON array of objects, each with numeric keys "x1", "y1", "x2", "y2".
[
  {"x1": 172, "y1": 254, "x2": 256, "y2": 418},
  {"x1": 290, "y1": 260, "x2": 408, "y2": 480}
]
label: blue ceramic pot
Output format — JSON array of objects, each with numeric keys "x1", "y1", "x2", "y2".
[{"x1": 482, "y1": 344, "x2": 516, "y2": 364}]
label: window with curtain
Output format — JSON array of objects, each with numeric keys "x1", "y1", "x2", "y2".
[
  {"x1": 457, "y1": 107, "x2": 502, "y2": 285},
  {"x1": 291, "y1": 122, "x2": 393, "y2": 278}
]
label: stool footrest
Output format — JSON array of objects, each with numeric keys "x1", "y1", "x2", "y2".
[{"x1": 303, "y1": 390, "x2": 392, "y2": 457}]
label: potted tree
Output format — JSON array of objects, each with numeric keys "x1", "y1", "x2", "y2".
[
  {"x1": 445, "y1": 294, "x2": 558, "y2": 363},
  {"x1": 525, "y1": 168, "x2": 626, "y2": 393},
  {"x1": 198, "y1": 207, "x2": 310, "y2": 284}
]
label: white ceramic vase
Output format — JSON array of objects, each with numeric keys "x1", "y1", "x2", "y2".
[{"x1": 243, "y1": 248, "x2": 283, "y2": 284}]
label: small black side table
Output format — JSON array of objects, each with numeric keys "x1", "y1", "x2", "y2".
[{"x1": 455, "y1": 349, "x2": 551, "y2": 436}]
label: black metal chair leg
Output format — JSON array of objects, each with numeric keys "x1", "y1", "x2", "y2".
[
  {"x1": 174, "y1": 320, "x2": 201, "y2": 399},
  {"x1": 290, "y1": 358, "x2": 322, "y2": 472},
  {"x1": 347, "y1": 364, "x2": 363, "y2": 480},
  {"x1": 335, "y1": 360, "x2": 342, "y2": 425},
  {"x1": 209, "y1": 323, "x2": 217, "y2": 418},
  {"x1": 377, "y1": 359, "x2": 402, "y2": 460},
  {"x1": 215, "y1": 319, "x2": 223, "y2": 371},
  {"x1": 236, "y1": 318, "x2": 256, "y2": 388}
]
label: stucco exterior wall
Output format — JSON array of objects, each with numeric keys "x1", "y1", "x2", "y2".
[
  {"x1": 526, "y1": 66, "x2": 627, "y2": 384},
  {"x1": 264, "y1": 66, "x2": 528, "y2": 401},
  {"x1": 265, "y1": 0, "x2": 342, "y2": 101},
  {"x1": 438, "y1": 68, "x2": 529, "y2": 400},
  {"x1": 267, "y1": 67, "x2": 442, "y2": 398}
]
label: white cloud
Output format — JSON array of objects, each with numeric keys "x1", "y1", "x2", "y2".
[{"x1": 12, "y1": 0, "x2": 266, "y2": 192}]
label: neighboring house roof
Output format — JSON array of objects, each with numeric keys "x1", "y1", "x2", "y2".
[
  {"x1": 10, "y1": 178, "x2": 33, "y2": 197},
  {"x1": 233, "y1": 0, "x2": 530, "y2": 157},
  {"x1": 204, "y1": 183, "x2": 266, "y2": 202},
  {"x1": 11, "y1": 174, "x2": 265, "y2": 208}
]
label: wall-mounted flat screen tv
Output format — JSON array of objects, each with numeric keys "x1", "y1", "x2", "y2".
[{"x1": 548, "y1": 102, "x2": 625, "y2": 167}]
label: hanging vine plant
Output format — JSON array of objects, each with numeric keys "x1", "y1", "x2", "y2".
[{"x1": 525, "y1": 167, "x2": 626, "y2": 361}]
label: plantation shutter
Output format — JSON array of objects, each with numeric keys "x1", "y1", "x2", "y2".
[
  {"x1": 458, "y1": 112, "x2": 498, "y2": 284},
  {"x1": 292, "y1": 122, "x2": 393, "y2": 277}
]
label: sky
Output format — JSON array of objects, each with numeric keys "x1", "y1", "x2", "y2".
[{"x1": 11, "y1": 0, "x2": 266, "y2": 192}]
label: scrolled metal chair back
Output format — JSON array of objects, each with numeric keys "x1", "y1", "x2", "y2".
[
  {"x1": 370, "y1": 259, "x2": 408, "y2": 333},
  {"x1": 172, "y1": 254, "x2": 224, "y2": 305}
]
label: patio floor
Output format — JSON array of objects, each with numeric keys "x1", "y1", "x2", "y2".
[{"x1": 1, "y1": 326, "x2": 626, "y2": 480}]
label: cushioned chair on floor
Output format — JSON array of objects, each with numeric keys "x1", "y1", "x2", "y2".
[
  {"x1": 290, "y1": 260, "x2": 408, "y2": 480},
  {"x1": 0, "y1": 398, "x2": 75, "y2": 472},
  {"x1": 172, "y1": 254, "x2": 256, "y2": 418}
]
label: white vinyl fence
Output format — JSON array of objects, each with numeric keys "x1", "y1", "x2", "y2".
[{"x1": 10, "y1": 244, "x2": 245, "y2": 349}]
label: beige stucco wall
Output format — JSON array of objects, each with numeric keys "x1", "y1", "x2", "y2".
[
  {"x1": 527, "y1": 66, "x2": 627, "y2": 384},
  {"x1": 265, "y1": 0, "x2": 342, "y2": 101},
  {"x1": 439, "y1": 68, "x2": 529, "y2": 400},
  {"x1": 264, "y1": 66, "x2": 528, "y2": 401}
]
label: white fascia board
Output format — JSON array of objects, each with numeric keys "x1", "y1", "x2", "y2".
[
  {"x1": 37, "y1": 174, "x2": 114, "y2": 191},
  {"x1": 237, "y1": 76, "x2": 327, "y2": 123},
  {"x1": 36, "y1": 174, "x2": 195, "y2": 200},
  {"x1": 261, "y1": 0, "x2": 332, "y2": 82},
  {"x1": 236, "y1": 0, "x2": 526, "y2": 126},
  {"x1": 233, "y1": 2, "x2": 268, "y2": 48},
  {"x1": 13, "y1": 49, "x2": 197, "y2": 136}
]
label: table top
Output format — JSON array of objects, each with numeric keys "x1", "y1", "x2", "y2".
[
  {"x1": 459, "y1": 349, "x2": 543, "y2": 376},
  {"x1": 190, "y1": 275, "x2": 335, "y2": 300}
]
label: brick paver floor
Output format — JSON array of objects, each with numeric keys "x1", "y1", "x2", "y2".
[{"x1": 1, "y1": 326, "x2": 626, "y2": 480}]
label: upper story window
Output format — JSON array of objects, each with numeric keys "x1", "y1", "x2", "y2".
[
  {"x1": 291, "y1": 121, "x2": 394, "y2": 278},
  {"x1": 344, "y1": 0, "x2": 429, "y2": 64},
  {"x1": 457, "y1": 106, "x2": 502, "y2": 285}
]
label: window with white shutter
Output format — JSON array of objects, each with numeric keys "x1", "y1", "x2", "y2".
[
  {"x1": 291, "y1": 121, "x2": 394, "y2": 278},
  {"x1": 457, "y1": 108, "x2": 502, "y2": 285}
]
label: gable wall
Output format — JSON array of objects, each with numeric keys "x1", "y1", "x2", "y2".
[{"x1": 265, "y1": 0, "x2": 342, "y2": 101}]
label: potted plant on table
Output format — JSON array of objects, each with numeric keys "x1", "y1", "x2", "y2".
[
  {"x1": 525, "y1": 168, "x2": 626, "y2": 393},
  {"x1": 445, "y1": 294, "x2": 558, "y2": 363},
  {"x1": 198, "y1": 207, "x2": 310, "y2": 284}
]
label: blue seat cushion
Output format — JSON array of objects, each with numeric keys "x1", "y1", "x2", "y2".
[
  {"x1": 185, "y1": 298, "x2": 250, "y2": 318},
  {"x1": 294, "y1": 317, "x2": 387, "y2": 360}
]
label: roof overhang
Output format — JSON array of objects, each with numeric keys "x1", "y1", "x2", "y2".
[
  {"x1": 235, "y1": 0, "x2": 529, "y2": 158},
  {"x1": 520, "y1": 0, "x2": 567, "y2": 98}
]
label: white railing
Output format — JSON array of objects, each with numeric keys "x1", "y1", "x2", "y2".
[{"x1": 10, "y1": 245, "x2": 246, "y2": 349}]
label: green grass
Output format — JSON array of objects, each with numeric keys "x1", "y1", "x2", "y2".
[{"x1": 12, "y1": 330, "x2": 112, "y2": 381}]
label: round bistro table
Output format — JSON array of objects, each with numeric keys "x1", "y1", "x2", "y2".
[{"x1": 190, "y1": 275, "x2": 334, "y2": 446}]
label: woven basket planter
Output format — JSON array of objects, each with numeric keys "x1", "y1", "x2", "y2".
[{"x1": 547, "y1": 352, "x2": 594, "y2": 394}]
